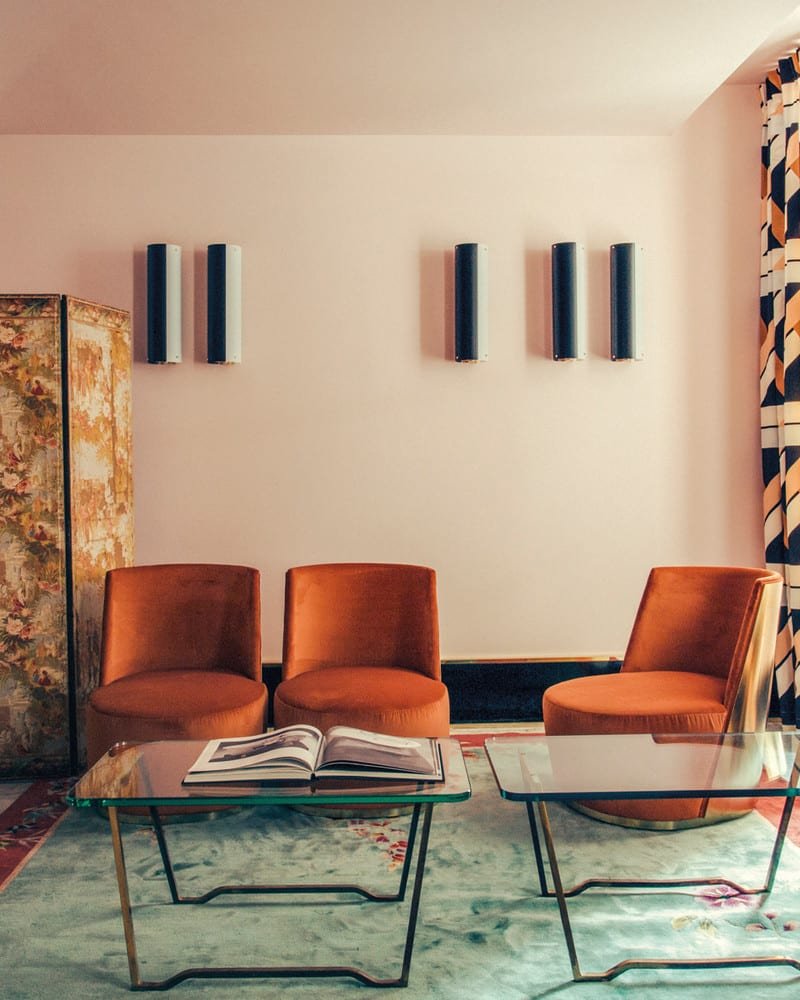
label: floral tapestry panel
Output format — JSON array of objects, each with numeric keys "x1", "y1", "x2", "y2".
[
  {"x1": 65, "y1": 297, "x2": 134, "y2": 767},
  {"x1": 0, "y1": 296, "x2": 69, "y2": 774},
  {"x1": 0, "y1": 295, "x2": 133, "y2": 775}
]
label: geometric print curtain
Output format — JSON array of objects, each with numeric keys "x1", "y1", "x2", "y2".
[{"x1": 761, "y1": 51, "x2": 800, "y2": 726}]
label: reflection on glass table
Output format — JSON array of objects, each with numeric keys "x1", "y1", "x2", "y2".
[
  {"x1": 485, "y1": 731, "x2": 800, "y2": 983},
  {"x1": 68, "y1": 737, "x2": 470, "y2": 991}
]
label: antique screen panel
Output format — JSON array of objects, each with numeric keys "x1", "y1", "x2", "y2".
[
  {"x1": 0, "y1": 295, "x2": 133, "y2": 776},
  {"x1": 0, "y1": 296, "x2": 70, "y2": 775},
  {"x1": 64, "y1": 296, "x2": 134, "y2": 768}
]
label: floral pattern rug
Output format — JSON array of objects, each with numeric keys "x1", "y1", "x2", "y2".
[
  {"x1": 2, "y1": 746, "x2": 800, "y2": 999},
  {"x1": 0, "y1": 777, "x2": 70, "y2": 891}
]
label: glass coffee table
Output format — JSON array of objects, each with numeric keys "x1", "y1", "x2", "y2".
[
  {"x1": 485, "y1": 731, "x2": 800, "y2": 983},
  {"x1": 67, "y1": 737, "x2": 470, "y2": 991}
]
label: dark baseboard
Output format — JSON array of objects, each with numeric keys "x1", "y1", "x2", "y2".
[
  {"x1": 441, "y1": 658, "x2": 623, "y2": 722},
  {"x1": 262, "y1": 658, "x2": 623, "y2": 726}
]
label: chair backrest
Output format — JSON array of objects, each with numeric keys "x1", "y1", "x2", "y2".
[
  {"x1": 100, "y1": 563, "x2": 261, "y2": 684},
  {"x1": 281, "y1": 562, "x2": 441, "y2": 680},
  {"x1": 622, "y1": 565, "x2": 783, "y2": 729}
]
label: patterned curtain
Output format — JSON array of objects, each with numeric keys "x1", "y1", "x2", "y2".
[{"x1": 761, "y1": 52, "x2": 800, "y2": 726}]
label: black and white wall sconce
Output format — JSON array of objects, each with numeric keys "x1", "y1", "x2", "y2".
[
  {"x1": 454, "y1": 243, "x2": 488, "y2": 362},
  {"x1": 146, "y1": 243, "x2": 182, "y2": 364},
  {"x1": 551, "y1": 242, "x2": 586, "y2": 361},
  {"x1": 610, "y1": 242, "x2": 643, "y2": 361},
  {"x1": 207, "y1": 243, "x2": 242, "y2": 364}
]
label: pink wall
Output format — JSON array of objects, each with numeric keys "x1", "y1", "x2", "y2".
[{"x1": 0, "y1": 85, "x2": 764, "y2": 660}]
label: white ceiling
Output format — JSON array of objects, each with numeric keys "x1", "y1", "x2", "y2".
[{"x1": 2, "y1": 0, "x2": 800, "y2": 136}]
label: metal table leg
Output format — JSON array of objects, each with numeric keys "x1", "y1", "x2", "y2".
[
  {"x1": 108, "y1": 806, "x2": 145, "y2": 989},
  {"x1": 108, "y1": 802, "x2": 435, "y2": 990},
  {"x1": 525, "y1": 797, "x2": 800, "y2": 982}
]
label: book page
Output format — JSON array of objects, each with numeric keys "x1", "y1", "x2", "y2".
[
  {"x1": 318, "y1": 726, "x2": 438, "y2": 775},
  {"x1": 189, "y1": 725, "x2": 322, "y2": 773}
]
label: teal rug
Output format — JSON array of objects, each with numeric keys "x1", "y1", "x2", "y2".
[{"x1": 3, "y1": 746, "x2": 800, "y2": 999}]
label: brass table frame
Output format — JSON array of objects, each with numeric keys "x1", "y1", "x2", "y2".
[
  {"x1": 486, "y1": 734, "x2": 800, "y2": 983},
  {"x1": 108, "y1": 801, "x2": 435, "y2": 991},
  {"x1": 525, "y1": 795, "x2": 800, "y2": 982},
  {"x1": 70, "y1": 737, "x2": 469, "y2": 991}
]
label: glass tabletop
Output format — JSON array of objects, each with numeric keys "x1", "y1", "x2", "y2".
[
  {"x1": 485, "y1": 731, "x2": 800, "y2": 802},
  {"x1": 67, "y1": 737, "x2": 471, "y2": 808}
]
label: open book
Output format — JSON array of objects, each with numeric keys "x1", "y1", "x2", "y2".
[{"x1": 182, "y1": 724, "x2": 444, "y2": 784}]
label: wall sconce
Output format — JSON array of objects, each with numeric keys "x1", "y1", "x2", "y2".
[
  {"x1": 454, "y1": 243, "x2": 488, "y2": 362},
  {"x1": 551, "y1": 242, "x2": 586, "y2": 360},
  {"x1": 610, "y1": 243, "x2": 643, "y2": 361},
  {"x1": 207, "y1": 244, "x2": 242, "y2": 364},
  {"x1": 146, "y1": 243, "x2": 182, "y2": 364}
]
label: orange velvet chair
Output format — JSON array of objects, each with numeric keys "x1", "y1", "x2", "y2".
[
  {"x1": 86, "y1": 564, "x2": 267, "y2": 767},
  {"x1": 273, "y1": 563, "x2": 450, "y2": 738},
  {"x1": 542, "y1": 566, "x2": 783, "y2": 828}
]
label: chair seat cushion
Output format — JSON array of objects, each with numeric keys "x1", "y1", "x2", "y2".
[
  {"x1": 542, "y1": 670, "x2": 729, "y2": 825},
  {"x1": 86, "y1": 670, "x2": 267, "y2": 765},
  {"x1": 273, "y1": 666, "x2": 450, "y2": 737},
  {"x1": 542, "y1": 670, "x2": 728, "y2": 735}
]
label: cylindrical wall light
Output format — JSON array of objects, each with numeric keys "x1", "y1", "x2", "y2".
[
  {"x1": 146, "y1": 243, "x2": 182, "y2": 364},
  {"x1": 207, "y1": 244, "x2": 242, "y2": 364},
  {"x1": 610, "y1": 243, "x2": 643, "y2": 361},
  {"x1": 454, "y1": 243, "x2": 488, "y2": 362},
  {"x1": 551, "y1": 242, "x2": 586, "y2": 360}
]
